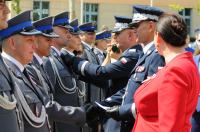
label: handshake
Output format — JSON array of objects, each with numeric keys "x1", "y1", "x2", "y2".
[{"x1": 83, "y1": 102, "x2": 122, "y2": 127}]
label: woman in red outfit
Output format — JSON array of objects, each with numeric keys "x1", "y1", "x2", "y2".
[{"x1": 132, "y1": 14, "x2": 200, "y2": 132}]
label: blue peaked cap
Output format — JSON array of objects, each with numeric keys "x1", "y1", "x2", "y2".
[
  {"x1": 112, "y1": 16, "x2": 133, "y2": 33},
  {"x1": 96, "y1": 30, "x2": 111, "y2": 40},
  {"x1": 33, "y1": 17, "x2": 59, "y2": 38},
  {"x1": 0, "y1": 10, "x2": 41, "y2": 41},
  {"x1": 130, "y1": 5, "x2": 164, "y2": 26},
  {"x1": 53, "y1": 11, "x2": 72, "y2": 29},
  {"x1": 79, "y1": 22, "x2": 97, "y2": 33},
  {"x1": 69, "y1": 18, "x2": 80, "y2": 35}
]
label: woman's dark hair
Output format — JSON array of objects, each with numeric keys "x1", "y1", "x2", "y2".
[{"x1": 156, "y1": 13, "x2": 187, "y2": 47}]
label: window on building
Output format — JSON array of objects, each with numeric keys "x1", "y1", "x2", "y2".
[
  {"x1": 179, "y1": 8, "x2": 192, "y2": 35},
  {"x1": 83, "y1": 3, "x2": 98, "y2": 23},
  {"x1": 33, "y1": 1, "x2": 50, "y2": 21}
]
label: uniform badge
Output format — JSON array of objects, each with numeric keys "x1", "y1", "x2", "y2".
[
  {"x1": 129, "y1": 49, "x2": 136, "y2": 53},
  {"x1": 136, "y1": 66, "x2": 145, "y2": 72},
  {"x1": 120, "y1": 57, "x2": 128, "y2": 64}
]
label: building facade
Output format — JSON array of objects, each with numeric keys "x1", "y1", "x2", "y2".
[{"x1": 8, "y1": 0, "x2": 200, "y2": 36}]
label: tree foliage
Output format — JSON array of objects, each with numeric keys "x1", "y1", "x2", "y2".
[{"x1": 11, "y1": 0, "x2": 21, "y2": 14}]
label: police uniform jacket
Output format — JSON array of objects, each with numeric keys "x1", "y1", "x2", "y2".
[
  {"x1": 26, "y1": 61, "x2": 86, "y2": 128},
  {"x1": 43, "y1": 47, "x2": 81, "y2": 132},
  {"x1": 70, "y1": 44, "x2": 143, "y2": 96},
  {"x1": 0, "y1": 55, "x2": 20, "y2": 132},
  {"x1": 2, "y1": 53, "x2": 50, "y2": 132},
  {"x1": 80, "y1": 41, "x2": 107, "y2": 102}
]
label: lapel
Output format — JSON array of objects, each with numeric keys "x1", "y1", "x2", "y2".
[
  {"x1": 51, "y1": 48, "x2": 64, "y2": 65},
  {"x1": 3, "y1": 58, "x2": 34, "y2": 90},
  {"x1": 130, "y1": 45, "x2": 156, "y2": 75},
  {"x1": 83, "y1": 43, "x2": 99, "y2": 64},
  {"x1": 32, "y1": 56, "x2": 55, "y2": 92},
  {"x1": 32, "y1": 56, "x2": 48, "y2": 81},
  {"x1": 32, "y1": 56, "x2": 41, "y2": 70}
]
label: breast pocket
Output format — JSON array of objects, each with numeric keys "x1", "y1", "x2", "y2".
[
  {"x1": 132, "y1": 66, "x2": 146, "y2": 83},
  {"x1": 23, "y1": 90, "x2": 41, "y2": 105}
]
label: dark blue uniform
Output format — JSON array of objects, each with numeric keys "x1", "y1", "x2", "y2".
[
  {"x1": 101, "y1": 44, "x2": 165, "y2": 132},
  {"x1": 61, "y1": 44, "x2": 143, "y2": 132},
  {"x1": 0, "y1": 55, "x2": 20, "y2": 132},
  {"x1": 43, "y1": 48, "x2": 81, "y2": 132},
  {"x1": 70, "y1": 44, "x2": 143, "y2": 96}
]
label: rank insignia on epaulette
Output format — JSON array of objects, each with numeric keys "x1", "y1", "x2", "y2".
[
  {"x1": 136, "y1": 66, "x2": 145, "y2": 72},
  {"x1": 129, "y1": 49, "x2": 136, "y2": 53},
  {"x1": 120, "y1": 57, "x2": 128, "y2": 64}
]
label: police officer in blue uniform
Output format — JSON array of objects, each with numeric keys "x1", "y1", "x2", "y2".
[
  {"x1": 0, "y1": 1, "x2": 21, "y2": 132},
  {"x1": 61, "y1": 15, "x2": 143, "y2": 132},
  {"x1": 0, "y1": 10, "x2": 50, "y2": 132},
  {"x1": 42, "y1": 12, "x2": 83, "y2": 132},
  {"x1": 61, "y1": 18, "x2": 87, "y2": 107},
  {"x1": 94, "y1": 30, "x2": 111, "y2": 65},
  {"x1": 0, "y1": 10, "x2": 87, "y2": 132},
  {"x1": 28, "y1": 17, "x2": 58, "y2": 105},
  {"x1": 78, "y1": 21, "x2": 106, "y2": 132},
  {"x1": 92, "y1": 5, "x2": 165, "y2": 132}
]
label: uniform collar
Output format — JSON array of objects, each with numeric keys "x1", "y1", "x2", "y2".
[
  {"x1": 94, "y1": 47, "x2": 104, "y2": 55},
  {"x1": 61, "y1": 48, "x2": 75, "y2": 56},
  {"x1": 1, "y1": 51, "x2": 24, "y2": 72},
  {"x1": 34, "y1": 53, "x2": 43, "y2": 65},
  {"x1": 82, "y1": 41, "x2": 93, "y2": 49},
  {"x1": 51, "y1": 46, "x2": 61, "y2": 56},
  {"x1": 143, "y1": 41, "x2": 154, "y2": 54}
]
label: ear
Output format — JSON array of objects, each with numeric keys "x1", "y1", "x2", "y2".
[
  {"x1": 67, "y1": 33, "x2": 72, "y2": 40},
  {"x1": 6, "y1": 37, "x2": 15, "y2": 50},
  {"x1": 154, "y1": 32, "x2": 162, "y2": 44},
  {"x1": 148, "y1": 21, "x2": 156, "y2": 33}
]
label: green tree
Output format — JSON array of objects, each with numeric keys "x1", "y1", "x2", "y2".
[
  {"x1": 169, "y1": 4, "x2": 184, "y2": 12},
  {"x1": 11, "y1": 0, "x2": 21, "y2": 14}
]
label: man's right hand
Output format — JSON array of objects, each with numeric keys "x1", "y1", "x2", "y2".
[
  {"x1": 60, "y1": 51, "x2": 75, "y2": 66},
  {"x1": 83, "y1": 103, "x2": 105, "y2": 127}
]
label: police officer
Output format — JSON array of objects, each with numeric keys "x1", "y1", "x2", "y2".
[
  {"x1": 78, "y1": 21, "x2": 107, "y2": 132},
  {"x1": 0, "y1": 1, "x2": 21, "y2": 132},
  {"x1": 28, "y1": 17, "x2": 58, "y2": 105},
  {"x1": 61, "y1": 15, "x2": 143, "y2": 132},
  {"x1": 1, "y1": 10, "x2": 50, "y2": 132},
  {"x1": 94, "y1": 30, "x2": 111, "y2": 65},
  {"x1": 61, "y1": 18, "x2": 87, "y2": 107},
  {"x1": 93, "y1": 5, "x2": 166, "y2": 132},
  {"x1": 43, "y1": 12, "x2": 82, "y2": 132},
  {"x1": 1, "y1": 10, "x2": 86, "y2": 132},
  {"x1": 25, "y1": 16, "x2": 58, "y2": 131}
]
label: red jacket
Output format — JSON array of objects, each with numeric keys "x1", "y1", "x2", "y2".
[{"x1": 132, "y1": 52, "x2": 200, "y2": 132}]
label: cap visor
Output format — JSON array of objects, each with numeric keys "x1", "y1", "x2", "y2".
[
  {"x1": 20, "y1": 29, "x2": 42, "y2": 35},
  {"x1": 58, "y1": 25, "x2": 73, "y2": 30},
  {"x1": 42, "y1": 32, "x2": 59, "y2": 38}
]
